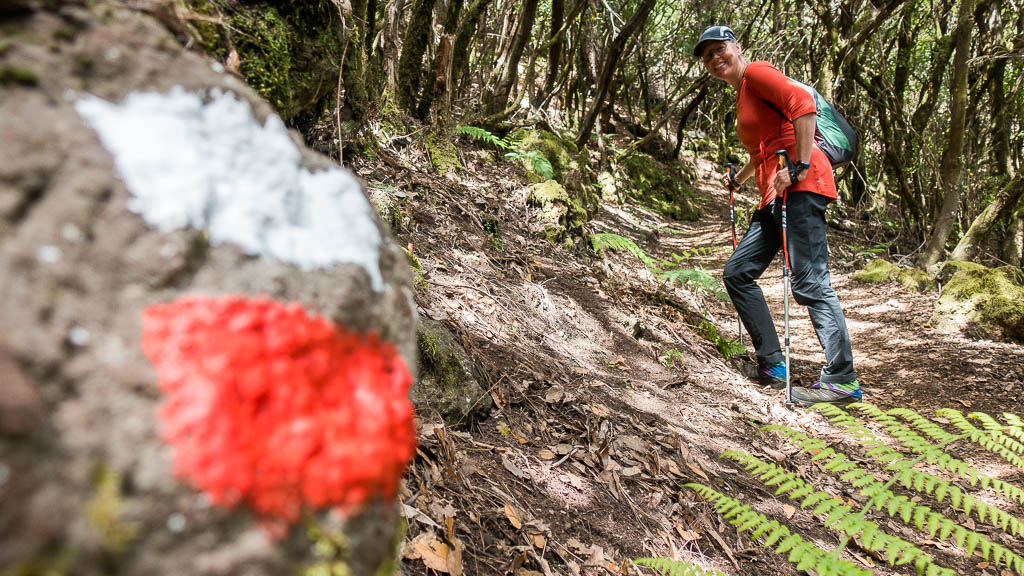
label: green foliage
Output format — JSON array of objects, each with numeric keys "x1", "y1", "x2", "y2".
[
  {"x1": 659, "y1": 348, "x2": 685, "y2": 367},
  {"x1": 698, "y1": 320, "x2": 746, "y2": 359},
  {"x1": 456, "y1": 125, "x2": 554, "y2": 180},
  {"x1": 685, "y1": 483, "x2": 873, "y2": 576},
  {"x1": 632, "y1": 557, "x2": 725, "y2": 575},
  {"x1": 763, "y1": 407, "x2": 1024, "y2": 575},
  {"x1": 721, "y1": 450, "x2": 952, "y2": 575},
  {"x1": 589, "y1": 233, "x2": 728, "y2": 300},
  {"x1": 456, "y1": 125, "x2": 509, "y2": 149}
]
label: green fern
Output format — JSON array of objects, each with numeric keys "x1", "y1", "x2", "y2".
[
  {"x1": 686, "y1": 483, "x2": 873, "y2": 576},
  {"x1": 937, "y1": 409, "x2": 1024, "y2": 470},
  {"x1": 455, "y1": 125, "x2": 508, "y2": 149},
  {"x1": 632, "y1": 557, "x2": 725, "y2": 576},
  {"x1": 658, "y1": 267, "x2": 729, "y2": 301},
  {"x1": 765, "y1": 424, "x2": 1024, "y2": 574},
  {"x1": 590, "y1": 233, "x2": 653, "y2": 263},
  {"x1": 840, "y1": 405, "x2": 1024, "y2": 504},
  {"x1": 722, "y1": 450, "x2": 952, "y2": 574}
]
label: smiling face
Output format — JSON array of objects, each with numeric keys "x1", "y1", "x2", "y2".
[{"x1": 701, "y1": 40, "x2": 744, "y2": 83}]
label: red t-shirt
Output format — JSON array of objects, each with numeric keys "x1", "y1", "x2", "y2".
[{"x1": 737, "y1": 61, "x2": 837, "y2": 209}]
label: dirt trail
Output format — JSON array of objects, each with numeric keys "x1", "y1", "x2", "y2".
[{"x1": 377, "y1": 148, "x2": 1024, "y2": 576}]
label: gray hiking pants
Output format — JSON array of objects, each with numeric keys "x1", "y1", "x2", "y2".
[{"x1": 723, "y1": 191, "x2": 857, "y2": 384}]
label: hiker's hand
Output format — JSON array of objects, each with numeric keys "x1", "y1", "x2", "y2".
[
  {"x1": 773, "y1": 168, "x2": 792, "y2": 192},
  {"x1": 722, "y1": 172, "x2": 738, "y2": 190}
]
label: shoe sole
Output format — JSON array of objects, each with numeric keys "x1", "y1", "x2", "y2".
[{"x1": 791, "y1": 396, "x2": 860, "y2": 408}]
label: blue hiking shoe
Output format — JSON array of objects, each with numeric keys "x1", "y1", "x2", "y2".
[
  {"x1": 757, "y1": 361, "x2": 787, "y2": 390},
  {"x1": 791, "y1": 380, "x2": 862, "y2": 407}
]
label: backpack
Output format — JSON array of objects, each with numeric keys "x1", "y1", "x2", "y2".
[{"x1": 756, "y1": 79, "x2": 857, "y2": 169}]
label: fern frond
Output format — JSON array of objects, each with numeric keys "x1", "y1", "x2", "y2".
[
  {"x1": 936, "y1": 409, "x2": 1024, "y2": 470},
  {"x1": 766, "y1": 425, "x2": 1024, "y2": 574},
  {"x1": 632, "y1": 557, "x2": 725, "y2": 576},
  {"x1": 657, "y1": 267, "x2": 729, "y2": 300},
  {"x1": 455, "y1": 125, "x2": 508, "y2": 149},
  {"x1": 685, "y1": 483, "x2": 873, "y2": 576},
  {"x1": 590, "y1": 233, "x2": 649, "y2": 261},
  {"x1": 838, "y1": 405, "x2": 1024, "y2": 503},
  {"x1": 721, "y1": 451, "x2": 950, "y2": 573}
]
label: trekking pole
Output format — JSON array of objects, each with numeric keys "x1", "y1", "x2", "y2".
[
  {"x1": 775, "y1": 150, "x2": 799, "y2": 407},
  {"x1": 725, "y1": 163, "x2": 742, "y2": 346}
]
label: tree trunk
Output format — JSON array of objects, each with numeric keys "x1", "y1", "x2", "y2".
[
  {"x1": 397, "y1": 0, "x2": 438, "y2": 113},
  {"x1": 428, "y1": 34, "x2": 457, "y2": 127},
  {"x1": 950, "y1": 175, "x2": 1024, "y2": 261},
  {"x1": 919, "y1": 0, "x2": 975, "y2": 267},
  {"x1": 484, "y1": 0, "x2": 540, "y2": 116},
  {"x1": 380, "y1": 0, "x2": 403, "y2": 94},
  {"x1": 340, "y1": 0, "x2": 370, "y2": 129},
  {"x1": 672, "y1": 81, "x2": 708, "y2": 158},
  {"x1": 418, "y1": 0, "x2": 465, "y2": 119},
  {"x1": 542, "y1": 0, "x2": 564, "y2": 97},
  {"x1": 574, "y1": 0, "x2": 655, "y2": 148},
  {"x1": 452, "y1": 0, "x2": 495, "y2": 95}
]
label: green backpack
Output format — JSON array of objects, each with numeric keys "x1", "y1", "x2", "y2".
[{"x1": 757, "y1": 79, "x2": 857, "y2": 169}]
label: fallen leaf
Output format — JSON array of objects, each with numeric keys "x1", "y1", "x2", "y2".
[
  {"x1": 783, "y1": 504, "x2": 796, "y2": 519},
  {"x1": 504, "y1": 502, "x2": 523, "y2": 530},
  {"x1": 225, "y1": 48, "x2": 240, "y2": 74},
  {"x1": 977, "y1": 561, "x2": 990, "y2": 569},
  {"x1": 404, "y1": 532, "x2": 452, "y2": 573},
  {"x1": 538, "y1": 449, "x2": 557, "y2": 460},
  {"x1": 686, "y1": 461, "x2": 710, "y2": 482},
  {"x1": 502, "y1": 456, "x2": 526, "y2": 479},
  {"x1": 621, "y1": 466, "x2": 641, "y2": 477},
  {"x1": 532, "y1": 533, "x2": 547, "y2": 549}
]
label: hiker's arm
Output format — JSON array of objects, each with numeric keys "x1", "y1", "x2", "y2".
[
  {"x1": 736, "y1": 160, "x2": 755, "y2": 186},
  {"x1": 773, "y1": 113, "x2": 815, "y2": 190}
]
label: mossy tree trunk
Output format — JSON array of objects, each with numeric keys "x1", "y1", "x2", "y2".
[
  {"x1": 951, "y1": 175, "x2": 1024, "y2": 263},
  {"x1": 397, "y1": 0, "x2": 438, "y2": 114},
  {"x1": 919, "y1": 0, "x2": 975, "y2": 268},
  {"x1": 483, "y1": 0, "x2": 539, "y2": 117},
  {"x1": 340, "y1": 0, "x2": 370, "y2": 131}
]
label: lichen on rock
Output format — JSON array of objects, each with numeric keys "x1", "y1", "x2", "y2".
[{"x1": 932, "y1": 262, "x2": 1024, "y2": 343}]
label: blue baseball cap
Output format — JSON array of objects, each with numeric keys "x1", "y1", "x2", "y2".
[{"x1": 693, "y1": 25, "x2": 737, "y2": 58}]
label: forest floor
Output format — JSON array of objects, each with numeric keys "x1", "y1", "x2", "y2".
[{"x1": 349, "y1": 138, "x2": 1024, "y2": 576}]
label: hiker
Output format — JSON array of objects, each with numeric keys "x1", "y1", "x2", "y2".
[{"x1": 693, "y1": 25, "x2": 861, "y2": 406}]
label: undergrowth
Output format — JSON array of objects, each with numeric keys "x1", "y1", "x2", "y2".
[
  {"x1": 662, "y1": 404, "x2": 1024, "y2": 576},
  {"x1": 456, "y1": 125, "x2": 554, "y2": 180},
  {"x1": 590, "y1": 233, "x2": 728, "y2": 300}
]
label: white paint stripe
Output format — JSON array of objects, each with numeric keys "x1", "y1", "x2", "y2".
[{"x1": 75, "y1": 87, "x2": 383, "y2": 291}]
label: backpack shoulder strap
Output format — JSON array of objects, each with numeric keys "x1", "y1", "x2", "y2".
[{"x1": 743, "y1": 72, "x2": 793, "y2": 123}]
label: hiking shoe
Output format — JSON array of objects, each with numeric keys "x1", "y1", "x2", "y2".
[
  {"x1": 757, "y1": 361, "x2": 787, "y2": 389},
  {"x1": 791, "y1": 381, "x2": 862, "y2": 407}
]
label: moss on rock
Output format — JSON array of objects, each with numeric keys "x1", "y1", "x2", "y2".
[
  {"x1": 368, "y1": 186, "x2": 402, "y2": 233},
  {"x1": 852, "y1": 258, "x2": 899, "y2": 283},
  {"x1": 527, "y1": 180, "x2": 588, "y2": 245},
  {"x1": 414, "y1": 318, "x2": 491, "y2": 427},
  {"x1": 179, "y1": 1, "x2": 342, "y2": 119},
  {"x1": 425, "y1": 132, "x2": 461, "y2": 174},
  {"x1": 853, "y1": 259, "x2": 935, "y2": 292},
  {"x1": 933, "y1": 263, "x2": 1024, "y2": 343},
  {"x1": 616, "y1": 154, "x2": 699, "y2": 221},
  {"x1": 516, "y1": 129, "x2": 578, "y2": 181}
]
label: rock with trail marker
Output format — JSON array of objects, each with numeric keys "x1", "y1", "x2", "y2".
[{"x1": 0, "y1": 3, "x2": 415, "y2": 575}]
